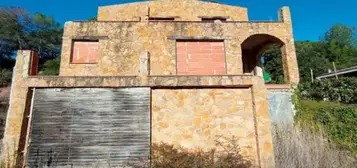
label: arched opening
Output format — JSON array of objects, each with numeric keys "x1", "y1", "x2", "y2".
[{"x1": 241, "y1": 34, "x2": 285, "y2": 83}]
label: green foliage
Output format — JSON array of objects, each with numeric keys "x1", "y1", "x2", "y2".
[
  {"x1": 295, "y1": 100, "x2": 342, "y2": 129},
  {"x1": 324, "y1": 24, "x2": 357, "y2": 48},
  {"x1": 295, "y1": 41, "x2": 331, "y2": 82},
  {"x1": 88, "y1": 17, "x2": 97, "y2": 21},
  {"x1": 0, "y1": 69, "x2": 12, "y2": 87},
  {"x1": 315, "y1": 107, "x2": 357, "y2": 153},
  {"x1": 263, "y1": 24, "x2": 357, "y2": 83},
  {"x1": 26, "y1": 13, "x2": 63, "y2": 59},
  {"x1": 299, "y1": 78, "x2": 357, "y2": 104},
  {"x1": 0, "y1": 7, "x2": 62, "y2": 71},
  {"x1": 262, "y1": 44, "x2": 284, "y2": 84},
  {"x1": 294, "y1": 99, "x2": 357, "y2": 153},
  {"x1": 40, "y1": 57, "x2": 60, "y2": 75},
  {"x1": 0, "y1": 7, "x2": 29, "y2": 53}
]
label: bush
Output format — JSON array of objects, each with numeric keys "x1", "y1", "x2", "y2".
[
  {"x1": 315, "y1": 107, "x2": 357, "y2": 153},
  {"x1": 126, "y1": 137, "x2": 253, "y2": 168},
  {"x1": 299, "y1": 77, "x2": 357, "y2": 104},
  {"x1": 295, "y1": 100, "x2": 343, "y2": 128},
  {"x1": 0, "y1": 69, "x2": 12, "y2": 87},
  {"x1": 294, "y1": 99, "x2": 357, "y2": 153},
  {"x1": 40, "y1": 57, "x2": 60, "y2": 75}
]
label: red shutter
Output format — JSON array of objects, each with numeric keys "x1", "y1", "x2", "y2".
[
  {"x1": 71, "y1": 41, "x2": 99, "y2": 63},
  {"x1": 177, "y1": 41, "x2": 226, "y2": 75}
]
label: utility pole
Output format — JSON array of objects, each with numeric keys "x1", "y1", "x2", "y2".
[
  {"x1": 310, "y1": 68, "x2": 314, "y2": 82},
  {"x1": 332, "y1": 62, "x2": 338, "y2": 79}
]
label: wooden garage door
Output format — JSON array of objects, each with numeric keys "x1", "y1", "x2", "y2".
[{"x1": 27, "y1": 88, "x2": 150, "y2": 167}]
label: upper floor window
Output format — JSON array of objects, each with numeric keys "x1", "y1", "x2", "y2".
[
  {"x1": 71, "y1": 40, "x2": 99, "y2": 64},
  {"x1": 148, "y1": 16, "x2": 177, "y2": 21},
  {"x1": 199, "y1": 16, "x2": 228, "y2": 22},
  {"x1": 176, "y1": 40, "x2": 226, "y2": 75}
]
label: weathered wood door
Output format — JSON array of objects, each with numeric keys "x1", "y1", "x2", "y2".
[{"x1": 27, "y1": 88, "x2": 150, "y2": 167}]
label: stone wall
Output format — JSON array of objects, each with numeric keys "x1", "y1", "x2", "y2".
[
  {"x1": 60, "y1": 20, "x2": 298, "y2": 84},
  {"x1": 98, "y1": 0, "x2": 248, "y2": 22},
  {"x1": 152, "y1": 88, "x2": 258, "y2": 162}
]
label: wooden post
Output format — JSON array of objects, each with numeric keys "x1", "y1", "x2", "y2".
[
  {"x1": 310, "y1": 68, "x2": 314, "y2": 82},
  {"x1": 332, "y1": 62, "x2": 338, "y2": 79}
]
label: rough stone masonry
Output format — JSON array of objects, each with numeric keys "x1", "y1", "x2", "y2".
[{"x1": 1, "y1": 0, "x2": 299, "y2": 167}]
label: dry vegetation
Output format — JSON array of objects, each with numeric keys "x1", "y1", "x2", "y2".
[
  {"x1": 272, "y1": 125, "x2": 357, "y2": 168},
  {"x1": 125, "y1": 136, "x2": 253, "y2": 168}
]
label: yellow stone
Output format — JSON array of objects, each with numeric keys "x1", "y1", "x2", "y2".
[
  {"x1": 264, "y1": 143, "x2": 272, "y2": 152},
  {"x1": 204, "y1": 129, "x2": 211, "y2": 136},
  {"x1": 202, "y1": 112, "x2": 210, "y2": 119},
  {"x1": 220, "y1": 123, "x2": 226, "y2": 129},
  {"x1": 152, "y1": 105, "x2": 161, "y2": 111},
  {"x1": 193, "y1": 117, "x2": 201, "y2": 127},
  {"x1": 228, "y1": 105, "x2": 239, "y2": 113},
  {"x1": 159, "y1": 122, "x2": 169, "y2": 128}
]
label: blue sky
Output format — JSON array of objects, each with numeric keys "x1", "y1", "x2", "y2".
[{"x1": 1, "y1": 0, "x2": 356, "y2": 41}]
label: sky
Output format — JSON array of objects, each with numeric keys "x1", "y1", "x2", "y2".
[{"x1": 0, "y1": 0, "x2": 356, "y2": 41}]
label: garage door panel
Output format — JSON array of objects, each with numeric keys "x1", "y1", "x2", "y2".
[{"x1": 27, "y1": 88, "x2": 150, "y2": 167}]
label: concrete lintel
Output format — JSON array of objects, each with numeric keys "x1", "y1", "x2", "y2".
[
  {"x1": 24, "y1": 75, "x2": 253, "y2": 88},
  {"x1": 198, "y1": 16, "x2": 230, "y2": 19},
  {"x1": 168, "y1": 35, "x2": 232, "y2": 40},
  {"x1": 63, "y1": 36, "x2": 109, "y2": 40}
]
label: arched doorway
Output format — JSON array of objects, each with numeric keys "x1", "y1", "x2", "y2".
[{"x1": 241, "y1": 34, "x2": 286, "y2": 83}]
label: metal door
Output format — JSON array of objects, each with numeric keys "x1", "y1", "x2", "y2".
[{"x1": 27, "y1": 88, "x2": 150, "y2": 167}]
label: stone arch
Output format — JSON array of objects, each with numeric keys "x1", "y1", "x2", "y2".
[{"x1": 241, "y1": 34, "x2": 286, "y2": 83}]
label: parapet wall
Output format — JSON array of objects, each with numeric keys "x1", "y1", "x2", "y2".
[{"x1": 98, "y1": 0, "x2": 248, "y2": 21}]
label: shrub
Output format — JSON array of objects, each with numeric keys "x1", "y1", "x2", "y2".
[
  {"x1": 315, "y1": 107, "x2": 357, "y2": 153},
  {"x1": 0, "y1": 69, "x2": 12, "y2": 87},
  {"x1": 295, "y1": 100, "x2": 343, "y2": 129},
  {"x1": 40, "y1": 57, "x2": 60, "y2": 75},
  {"x1": 294, "y1": 99, "x2": 357, "y2": 153},
  {"x1": 126, "y1": 137, "x2": 253, "y2": 168},
  {"x1": 299, "y1": 77, "x2": 357, "y2": 104}
]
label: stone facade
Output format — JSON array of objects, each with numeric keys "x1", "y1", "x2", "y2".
[
  {"x1": 1, "y1": 0, "x2": 301, "y2": 168},
  {"x1": 97, "y1": 0, "x2": 248, "y2": 22},
  {"x1": 60, "y1": 18, "x2": 299, "y2": 83},
  {"x1": 152, "y1": 89, "x2": 257, "y2": 160}
]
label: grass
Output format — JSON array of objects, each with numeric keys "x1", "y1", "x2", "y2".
[{"x1": 272, "y1": 125, "x2": 357, "y2": 168}]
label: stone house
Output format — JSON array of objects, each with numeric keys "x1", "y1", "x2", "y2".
[{"x1": 1, "y1": 0, "x2": 299, "y2": 167}]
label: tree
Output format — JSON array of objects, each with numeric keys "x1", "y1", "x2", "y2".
[
  {"x1": 324, "y1": 24, "x2": 356, "y2": 48},
  {"x1": 296, "y1": 41, "x2": 330, "y2": 82},
  {"x1": 26, "y1": 13, "x2": 63, "y2": 60},
  {"x1": 322, "y1": 24, "x2": 357, "y2": 69},
  {"x1": 0, "y1": 7, "x2": 63, "y2": 85},
  {"x1": 0, "y1": 7, "x2": 30, "y2": 68}
]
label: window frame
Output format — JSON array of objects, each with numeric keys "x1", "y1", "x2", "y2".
[
  {"x1": 198, "y1": 16, "x2": 229, "y2": 22},
  {"x1": 148, "y1": 16, "x2": 179, "y2": 21},
  {"x1": 70, "y1": 39, "x2": 100, "y2": 64},
  {"x1": 175, "y1": 39, "x2": 228, "y2": 75}
]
